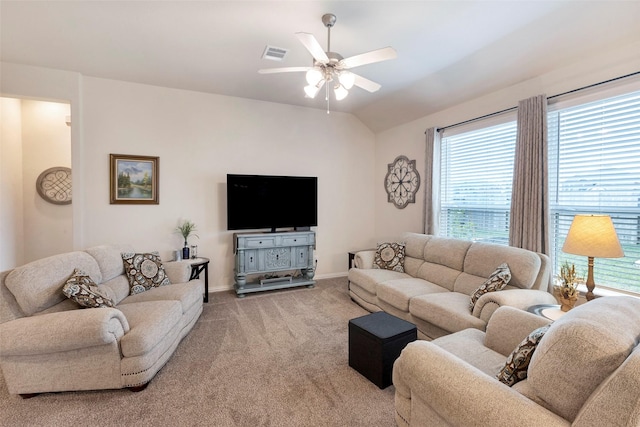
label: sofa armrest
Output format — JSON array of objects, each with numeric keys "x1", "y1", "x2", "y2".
[
  {"x1": 484, "y1": 306, "x2": 551, "y2": 356},
  {"x1": 354, "y1": 250, "x2": 376, "y2": 269},
  {"x1": 0, "y1": 308, "x2": 129, "y2": 356},
  {"x1": 163, "y1": 261, "x2": 192, "y2": 284},
  {"x1": 473, "y1": 288, "x2": 557, "y2": 323},
  {"x1": 393, "y1": 341, "x2": 569, "y2": 427}
]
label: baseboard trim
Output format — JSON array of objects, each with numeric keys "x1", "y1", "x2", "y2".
[{"x1": 207, "y1": 273, "x2": 349, "y2": 295}]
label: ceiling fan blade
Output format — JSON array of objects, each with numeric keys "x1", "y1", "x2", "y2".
[
  {"x1": 339, "y1": 47, "x2": 397, "y2": 69},
  {"x1": 258, "y1": 67, "x2": 312, "y2": 74},
  {"x1": 295, "y1": 32, "x2": 329, "y2": 62},
  {"x1": 353, "y1": 73, "x2": 381, "y2": 93}
]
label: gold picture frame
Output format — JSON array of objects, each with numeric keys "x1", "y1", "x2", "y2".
[{"x1": 109, "y1": 154, "x2": 159, "y2": 204}]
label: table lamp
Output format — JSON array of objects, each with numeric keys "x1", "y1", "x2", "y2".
[{"x1": 562, "y1": 214, "x2": 624, "y2": 301}]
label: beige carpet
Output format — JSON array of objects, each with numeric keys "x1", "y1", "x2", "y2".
[{"x1": 0, "y1": 277, "x2": 396, "y2": 426}]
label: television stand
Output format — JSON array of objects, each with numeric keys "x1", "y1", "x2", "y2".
[{"x1": 233, "y1": 230, "x2": 316, "y2": 297}]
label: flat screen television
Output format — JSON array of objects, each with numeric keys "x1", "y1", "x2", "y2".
[{"x1": 227, "y1": 174, "x2": 318, "y2": 232}]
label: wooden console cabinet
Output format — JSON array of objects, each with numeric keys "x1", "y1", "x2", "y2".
[{"x1": 233, "y1": 230, "x2": 316, "y2": 297}]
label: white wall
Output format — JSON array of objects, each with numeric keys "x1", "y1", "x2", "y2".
[
  {"x1": 1, "y1": 63, "x2": 377, "y2": 288},
  {"x1": 0, "y1": 98, "x2": 24, "y2": 268},
  {"x1": 80, "y1": 77, "x2": 376, "y2": 289},
  {"x1": 374, "y1": 39, "x2": 640, "y2": 242},
  {"x1": 20, "y1": 100, "x2": 72, "y2": 262}
]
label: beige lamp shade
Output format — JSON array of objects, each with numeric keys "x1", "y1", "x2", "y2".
[{"x1": 562, "y1": 214, "x2": 624, "y2": 258}]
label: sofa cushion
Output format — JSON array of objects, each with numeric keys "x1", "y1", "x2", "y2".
[
  {"x1": 99, "y1": 275, "x2": 131, "y2": 306},
  {"x1": 411, "y1": 236, "x2": 471, "y2": 291},
  {"x1": 402, "y1": 232, "x2": 431, "y2": 258},
  {"x1": 462, "y1": 243, "x2": 541, "y2": 290},
  {"x1": 527, "y1": 296, "x2": 640, "y2": 421},
  {"x1": 423, "y1": 237, "x2": 471, "y2": 272},
  {"x1": 122, "y1": 252, "x2": 171, "y2": 295},
  {"x1": 117, "y1": 301, "x2": 182, "y2": 357},
  {"x1": 496, "y1": 324, "x2": 550, "y2": 386},
  {"x1": 62, "y1": 268, "x2": 115, "y2": 308},
  {"x1": 469, "y1": 263, "x2": 511, "y2": 311},
  {"x1": 432, "y1": 328, "x2": 507, "y2": 377},
  {"x1": 415, "y1": 262, "x2": 462, "y2": 292},
  {"x1": 347, "y1": 268, "x2": 409, "y2": 295},
  {"x1": 85, "y1": 244, "x2": 135, "y2": 282},
  {"x1": 409, "y1": 292, "x2": 486, "y2": 334},
  {"x1": 119, "y1": 281, "x2": 203, "y2": 314},
  {"x1": 376, "y1": 278, "x2": 446, "y2": 312},
  {"x1": 373, "y1": 242, "x2": 405, "y2": 272},
  {"x1": 5, "y1": 252, "x2": 102, "y2": 316}
]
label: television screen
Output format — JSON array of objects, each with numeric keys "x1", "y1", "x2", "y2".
[{"x1": 227, "y1": 174, "x2": 318, "y2": 231}]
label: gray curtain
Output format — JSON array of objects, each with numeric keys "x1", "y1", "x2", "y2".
[
  {"x1": 423, "y1": 128, "x2": 441, "y2": 235},
  {"x1": 509, "y1": 95, "x2": 549, "y2": 254}
]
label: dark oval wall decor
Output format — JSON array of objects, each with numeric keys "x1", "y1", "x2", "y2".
[{"x1": 36, "y1": 166, "x2": 72, "y2": 205}]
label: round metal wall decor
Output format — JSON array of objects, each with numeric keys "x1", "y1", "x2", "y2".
[
  {"x1": 36, "y1": 166, "x2": 72, "y2": 205},
  {"x1": 384, "y1": 155, "x2": 420, "y2": 209}
]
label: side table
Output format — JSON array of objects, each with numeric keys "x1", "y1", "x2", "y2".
[
  {"x1": 527, "y1": 304, "x2": 565, "y2": 321},
  {"x1": 183, "y1": 257, "x2": 210, "y2": 303}
]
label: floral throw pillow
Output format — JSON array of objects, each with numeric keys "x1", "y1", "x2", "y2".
[
  {"x1": 496, "y1": 324, "x2": 551, "y2": 386},
  {"x1": 62, "y1": 268, "x2": 114, "y2": 308},
  {"x1": 122, "y1": 252, "x2": 171, "y2": 295},
  {"x1": 469, "y1": 263, "x2": 511, "y2": 311},
  {"x1": 373, "y1": 242, "x2": 406, "y2": 272}
]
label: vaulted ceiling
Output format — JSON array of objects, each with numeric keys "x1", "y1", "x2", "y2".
[{"x1": 2, "y1": 1, "x2": 639, "y2": 132}]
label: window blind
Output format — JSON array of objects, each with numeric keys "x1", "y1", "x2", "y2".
[
  {"x1": 440, "y1": 121, "x2": 517, "y2": 244},
  {"x1": 549, "y1": 90, "x2": 640, "y2": 293}
]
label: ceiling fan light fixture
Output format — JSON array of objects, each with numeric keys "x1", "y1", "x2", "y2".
[
  {"x1": 334, "y1": 84, "x2": 348, "y2": 101},
  {"x1": 338, "y1": 71, "x2": 355, "y2": 90},
  {"x1": 305, "y1": 68, "x2": 324, "y2": 86},
  {"x1": 304, "y1": 79, "x2": 325, "y2": 98}
]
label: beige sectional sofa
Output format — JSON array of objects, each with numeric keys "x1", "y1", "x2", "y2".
[
  {"x1": 0, "y1": 244, "x2": 204, "y2": 396},
  {"x1": 393, "y1": 296, "x2": 640, "y2": 426},
  {"x1": 348, "y1": 232, "x2": 557, "y2": 339}
]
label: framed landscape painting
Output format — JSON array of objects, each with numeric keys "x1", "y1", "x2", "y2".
[{"x1": 109, "y1": 154, "x2": 159, "y2": 204}]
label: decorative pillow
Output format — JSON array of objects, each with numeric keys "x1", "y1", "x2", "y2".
[
  {"x1": 62, "y1": 268, "x2": 115, "y2": 308},
  {"x1": 121, "y1": 252, "x2": 171, "y2": 295},
  {"x1": 469, "y1": 263, "x2": 511, "y2": 311},
  {"x1": 373, "y1": 242, "x2": 405, "y2": 272},
  {"x1": 496, "y1": 324, "x2": 550, "y2": 386}
]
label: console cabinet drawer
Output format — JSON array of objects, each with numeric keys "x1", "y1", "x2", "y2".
[{"x1": 243, "y1": 237, "x2": 277, "y2": 248}]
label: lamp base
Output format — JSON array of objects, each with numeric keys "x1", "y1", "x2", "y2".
[{"x1": 586, "y1": 256, "x2": 596, "y2": 301}]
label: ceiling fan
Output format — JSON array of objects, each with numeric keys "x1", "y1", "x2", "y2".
[{"x1": 258, "y1": 13, "x2": 397, "y2": 113}]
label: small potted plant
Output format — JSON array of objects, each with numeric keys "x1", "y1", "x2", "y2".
[
  {"x1": 176, "y1": 220, "x2": 198, "y2": 259},
  {"x1": 557, "y1": 261, "x2": 579, "y2": 312}
]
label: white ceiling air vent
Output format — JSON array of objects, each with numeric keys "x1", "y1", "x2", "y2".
[{"x1": 262, "y1": 45, "x2": 288, "y2": 61}]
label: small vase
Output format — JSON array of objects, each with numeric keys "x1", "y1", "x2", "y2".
[
  {"x1": 559, "y1": 295, "x2": 578, "y2": 312},
  {"x1": 182, "y1": 246, "x2": 190, "y2": 260}
]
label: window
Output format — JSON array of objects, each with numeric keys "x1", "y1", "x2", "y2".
[
  {"x1": 440, "y1": 121, "x2": 517, "y2": 244},
  {"x1": 549, "y1": 90, "x2": 640, "y2": 293}
]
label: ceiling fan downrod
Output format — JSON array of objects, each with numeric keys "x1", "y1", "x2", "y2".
[
  {"x1": 322, "y1": 13, "x2": 336, "y2": 53},
  {"x1": 322, "y1": 14, "x2": 336, "y2": 114}
]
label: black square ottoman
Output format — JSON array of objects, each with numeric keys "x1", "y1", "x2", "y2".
[{"x1": 348, "y1": 311, "x2": 417, "y2": 389}]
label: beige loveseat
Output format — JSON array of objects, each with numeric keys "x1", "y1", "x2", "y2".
[
  {"x1": 0, "y1": 244, "x2": 204, "y2": 396},
  {"x1": 393, "y1": 296, "x2": 640, "y2": 426},
  {"x1": 348, "y1": 233, "x2": 557, "y2": 339}
]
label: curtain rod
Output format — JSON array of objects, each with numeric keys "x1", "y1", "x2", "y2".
[{"x1": 431, "y1": 70, "x2": 640, "y2": 134}]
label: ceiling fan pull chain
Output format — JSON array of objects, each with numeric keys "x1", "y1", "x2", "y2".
[{"x1": 326, "y1": 83, "x2": 330, "y2": 114}]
